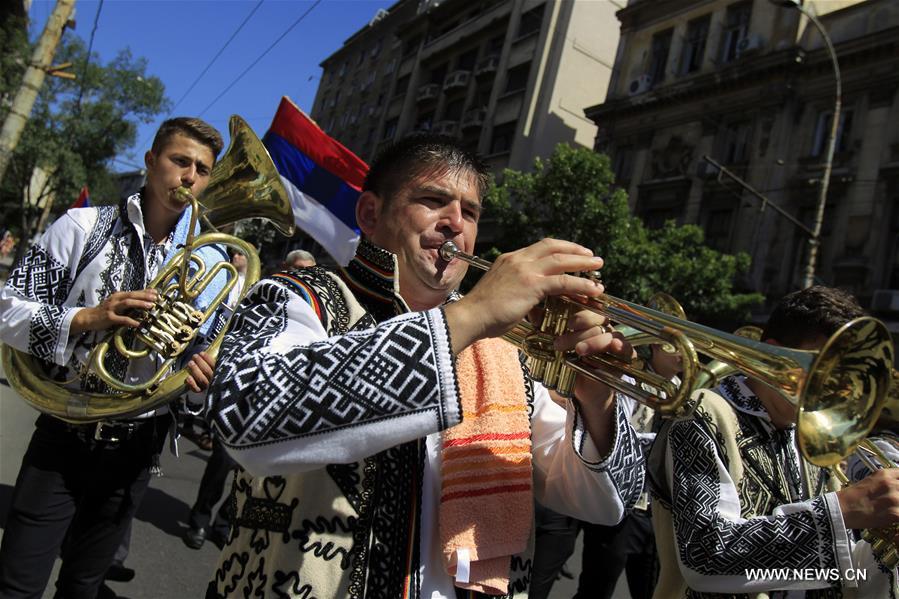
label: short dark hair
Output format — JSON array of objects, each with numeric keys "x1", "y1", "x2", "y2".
[
  {"x1": 762, "y1": 286, "x2": 866, "y2": 348},
  {"x1": 363, "y1": 133, "x2": 490, "y2": 203},
  {"x1": 151, "y1": 117, "x2": 224, "y2": 161}
]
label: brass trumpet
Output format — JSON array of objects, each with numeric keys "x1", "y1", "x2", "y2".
[
  {"x1": 2, "y1": 115, "x2": 295, "y2": 422},
  {"x1": 440, "y1": 241, "x2": 893, "y2": 469}
]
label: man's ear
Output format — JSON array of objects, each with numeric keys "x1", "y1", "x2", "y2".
[
  {"x1": 356, "y1": 190, "x2": 383, "y2": 237},
  {"x1": 144, "y1": 150, "x2": 156, "y2": 170}
]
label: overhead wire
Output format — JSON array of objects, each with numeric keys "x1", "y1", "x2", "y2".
[
  {"x1": 134, "y1": 0, "x2": 266, "y2": 152},
  {"x1": 74, "y1": 0, "x2": 104, "y2": 113},
  {"x1": 169, "y1": 0, "x2": 265, "y2": 116},
  {"x1": 198, "y1": 0, "x2": 322, "y2": 118}
]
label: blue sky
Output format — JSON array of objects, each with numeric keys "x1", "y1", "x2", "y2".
[{"x1": 27, "y1": 0, "x2": 392, "y2": 172}]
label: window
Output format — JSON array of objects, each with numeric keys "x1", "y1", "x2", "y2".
[
  {"x1": 612, "y1": 147, "x2": 635, "y2": 184},
  {"x1": 517, "y1": 4, "x2": 544, "y2": 39},
  {"x1": 430, "y1": 63, "x2": 448, "y2": 85},
  {"x1": 720, "y1": 121, "x2": 752, "y2": 164},
  {"x1": 416, "y1": 111, "x2": 434, "y2": 131},
  {"x1": 680, "y1": 16, "x2": 710, "y2": 75},
  {"x1": 383, "y1": 118, "x2": 398, "y2": 140},
  {"x1": 370, "y1": 38, "x2": 382, "y2": 58},
  {"x1": 490, "y1": 122, "x2": 516, "y2": 154},
  {"x1": 457, "y1": 48, "x2": 478, "y2": 71},
  {"x1": 444, "y1": 98, "x2": 464, "y2": 121},
  {"x1": 703, "y1": 206, "x2": 735, "y2": 251},
  {"x1": 811, "y1": 109, "x2": 853, "y2": 157},
  {"x1": 475, "y1": 86, "x2": 492, "y2": 109},
  {"x1": 488, "y1": 34, "x2": 505, "y2": 54},
  {"x1": 385, "y1": 58, "x2": 397, "y2": 74},
  {"x1": 394, "y1": 75, "x2": 410, "y2": 96},
  {"x1": 648, "y1": 29, "x2": 673, "y2": 86},
  {"x1": 403, "y1": 36, "x2": 420, "y2": 57},
  {"x1": 637, "y1": 186, "x2": 688, "y2": 229},
  {"x1": 504, "y1": 62, "x2": 531, "y2": 93},
  {"x1": 720, "y1": 2, "x2": 751, "y2": 64}
]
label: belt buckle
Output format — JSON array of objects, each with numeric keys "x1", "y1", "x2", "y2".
[
  {"x1": 633, "y1": 491, "x2": 650, "y2": 512},
  {"x1": 94, "y1": 421, "x2": 125, "y2": 443}
]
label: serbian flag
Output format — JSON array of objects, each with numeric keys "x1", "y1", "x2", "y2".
[
  {"x1": 263, "y1": 97, "x2": 368, "y2": 266},
  {"x1": 70, "y1": 185, "x2": 90, "y2": 209}
]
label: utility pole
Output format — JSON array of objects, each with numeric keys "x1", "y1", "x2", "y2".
[{"x1": 0, "y1": 0, "x2": 76, "y2": 186}]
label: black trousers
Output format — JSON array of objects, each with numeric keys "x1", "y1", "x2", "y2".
[
  {"x1": 529, "y1": 502, "x2": 581, "y2": 599},
  {"x1": 574, "y1": 511, "x2": 658, "y2": 599},
  {"x1": 0, "y1": 414, "x2": 169, "y2": 599},
  {"x1": 188, "y1": 437, "x2": 237, "y2": 536}
]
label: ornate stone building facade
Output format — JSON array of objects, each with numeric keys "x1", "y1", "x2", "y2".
[{"x1": 586, "y1": 0, "x2": 899, "y2": 315}]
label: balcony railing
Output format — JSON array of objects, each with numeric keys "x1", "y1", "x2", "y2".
[
  {"x1": 416, "y1": 83, "x2": 440, "y2": 104},
  {"x1": 461, "y1": 108, "x2": 486, "y2": 130},
  {"x1": 475, "y1": 55, "x2": 499, "y2": 77},
  {"x1": 443, "y1": 70, "x2": 471, "y2": 92},
  {"x1": 434, "y1": 120, "x2": 459, "y2": 136}
]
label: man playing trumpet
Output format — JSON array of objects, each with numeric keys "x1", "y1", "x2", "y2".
[
  {"x1": 203, "y1": 133, "x2": 645, "y2": 598},
  {"x1": 649, "y1": 286, "x2": 899, "y2": 598}
]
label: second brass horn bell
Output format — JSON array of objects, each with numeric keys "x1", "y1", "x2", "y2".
[{"x1": 2, "y1": 115, "x2": 295, "y2": 422}]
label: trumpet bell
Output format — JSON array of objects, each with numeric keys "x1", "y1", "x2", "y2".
[{"x1": 798, "y1": 317, "x2": 893, "y2": 467}]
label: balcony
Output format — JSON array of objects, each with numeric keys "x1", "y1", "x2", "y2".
[
  {"x1": 443, "y1": 70, "x2": 470, "y2": 92},
  {"x1": 417, "y1": 83, "x2": 440, "y2": 104},
  {"x1": 434, "y1": 120, "x2": 459, "y2": 137},
  {"x1": 461, "y1": 108, "x2": 486, "y2": 130},
  {"x1": 475, "y1": 55, "x2": 499, "y2": 78}
]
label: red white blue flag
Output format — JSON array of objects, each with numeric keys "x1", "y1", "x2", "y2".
[
  {"x1": 263, "y1": 97, "x2": 368, "y2": 266},
  {"x1": 70, "y1": 185, "x2": 90, "y2": 209}
]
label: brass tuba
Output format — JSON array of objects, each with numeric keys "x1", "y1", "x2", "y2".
[{"x1": 2, "y1": 115, "x2": 295, "y2": 422}]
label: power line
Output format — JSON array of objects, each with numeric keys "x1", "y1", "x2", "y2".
[
  {"x1": 170, "y1": 0, "x2": 264, "y2": 115},
  {"x1": 134, "y1": 0, "x2": 265, "y2": 152},
  {"x1": 198, "y1": 0, "x2": 322, "y2": 118},
  {"x1": 75, "y1": 0, "x2": 104, "y2": 113}
]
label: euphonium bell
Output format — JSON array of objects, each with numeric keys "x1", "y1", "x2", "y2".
[{"x1": 2, "y1": 115, "x2": 295, "y2": 422}]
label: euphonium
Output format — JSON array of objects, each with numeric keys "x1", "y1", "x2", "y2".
[
  {"x1": 439, "y1": 242, "x2": 894, "y2": 453},
  {"x1": 1, "y1": 115, "x2": 295, "y2": 422}
]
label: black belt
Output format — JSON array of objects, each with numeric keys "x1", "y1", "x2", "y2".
[{"x1": 37, "y1": 413, "x2": 170, "y2": 445}]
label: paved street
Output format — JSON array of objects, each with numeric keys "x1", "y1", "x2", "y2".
[{"x1": 0, "y1": 375, "x2": 222, "y2": 599}]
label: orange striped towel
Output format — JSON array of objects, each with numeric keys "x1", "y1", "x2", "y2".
[{"x1": 440, "y1": 337, "x2": 533, "y2": 595}]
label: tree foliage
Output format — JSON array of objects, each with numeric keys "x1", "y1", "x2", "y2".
[
  {"x1": 482, "y1": 144, "x2": 763, "y2": 326},
  {"x1": 0, "y1": 16, "x2": 170, "y2": 243}
]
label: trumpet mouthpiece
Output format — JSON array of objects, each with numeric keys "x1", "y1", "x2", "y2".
[
  {"x1": 439, "y1": 241, "x2": 460, "y2": 261},
  {"x1": 173, "y1": 187, "x2": 193, "y2": 204}
]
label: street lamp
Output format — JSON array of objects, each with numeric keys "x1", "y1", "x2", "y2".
[{"x1": 770, "y1": 0, "x2": 842, "y2": 288}]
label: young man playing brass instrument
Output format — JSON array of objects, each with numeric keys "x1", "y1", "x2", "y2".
[
  {"x1": 203, "y1": 134, "x2": 645, "y2": 598},
  {"x1": 649, "y1": 286, "x2": 899, "y2": 598},
  {"x1": 0, "y1": 117, "x2": 225, "y2": 598}
]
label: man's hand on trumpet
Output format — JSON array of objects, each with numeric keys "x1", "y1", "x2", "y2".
[
  {"x1": 443, "y1": 238, "x2": 605, "y2": 353},
  {"x1": 553, "y1": 309, "x2": 633, "y2": 457}
]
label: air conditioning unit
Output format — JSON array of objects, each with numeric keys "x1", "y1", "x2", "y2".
[
  {"x1": 737, "y1": 34, "x2": 763, "y2": 56},
  {"x1": 628, "y1": 74, "x2": 652, "y2": 96},
  {"x1": 871, "y1": 289, "x2": 899, "y2": 313}
]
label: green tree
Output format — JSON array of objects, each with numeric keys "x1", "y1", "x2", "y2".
[
  {"x1": 0, "y1": 18, "x2": 169, "y2": 259},
  {"x1": 482, "y1": 143, "x2": 763, "y2": 326}
]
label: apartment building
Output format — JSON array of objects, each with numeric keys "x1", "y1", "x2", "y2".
[
  {"x1": 585, "y1": 0, "x2": 899, "y2": 313},
  {"x1": 310, "y1": 0, "x2": 621, "y2": 174}
]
